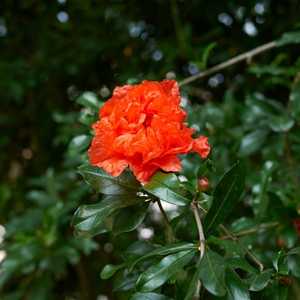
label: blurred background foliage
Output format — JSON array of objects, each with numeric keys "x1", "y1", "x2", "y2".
[{"x1": 0, "y1": 0, "x2": 300, "y2": 299}]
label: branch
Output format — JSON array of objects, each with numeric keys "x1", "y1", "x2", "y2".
[
  {"x1": 191, "y1": 200, "x2": 205, "y2": 260},
  {"x1": 179, "y1": 40, "x2": 276, "y2": 86},
  {"x1": 219, "y1": 225, "x2": 264, "y2": 272},
  {"x1": 221, "y1": 222, "x2": 279, "y2": 239},
  {"x1": 198, "y1": 204, "x2": 264, "y2": 271}
]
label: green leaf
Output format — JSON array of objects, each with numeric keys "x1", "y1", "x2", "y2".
[
  {"x1": 68, "y1": 134, "x2": 91, "y2": 153},
  {"x1": 249, "y1": 269, "x2": 273, "y2": 291},
  {"x1": 198, "y1": 249, "x2": 226, "y2": 296},
  {"x1": 226, "y1": 257, "x2": 257, "y2": 274},
  {"x1": 113, "y1": 203, "x2": 148, "y2": 235},
  {"x1": 197, "y1": 42, "x2": 217, "y2": 69},
  {"x1": 287, "y1": 247, "x2": 300, "y2": 256},
  {"x1": 225, "y1": 269, "x2": 250, "y2": 300},
  {"x1": 129, "y1": 242, "x2": 197, "y2": 271},
  {"x1": 287, "y1": 255, "x2": 300, "y2": 278},
  {"x1": 272, "y1": 250, "x2": 289, "y2": 275},
  {"x1": 130, "y1": 292, "x2": 172, "y2": 300},
  {"x1": 239, "y1": 129, "x2": 269, "y2": 156},
  {"x1": 73, "y1": 194, "x2": 140, "y2": 236},
  {"x1": 290, "y1": 82, "x2": 300, "y2": 120},
  {"x1": 136, "y1": 250, "x2": 195, "y2": 292},
  {"x1": 257, "y1": 161, "x2": 276, "y2": 218},
  {"x1": 184, "y1": 257, "x2": 202, "y2": 300},
  {"x1": 76, "y1": 91, "x2": 102, "y2": 111},
  {"x1": 204, "y1": 162, "x2": 245, "y2": 234},
  {"x1": 276, "y1": 31, "x2": 300, "y2": 46},
  {"x1": 101, "y1": 264, "x2": 125, "y2": 280},
  {"x1": 143, "y1": 172, "x2": 190, "y2": 206},
  {"x1": 78, "y1": 164, "x2": 140, "y2": 195},
  {"x1": 268, "y1": 114, "x2": 294, "y2": 132}
]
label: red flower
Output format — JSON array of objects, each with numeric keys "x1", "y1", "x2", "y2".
[
  {"x1": 293, "y1": 219, "x2": 300, "y2": 236},
  {"x1": 88, "y1": 80, "x2": 211, "y2": 183}
]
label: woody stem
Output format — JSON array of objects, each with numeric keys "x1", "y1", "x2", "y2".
[
  {"x1": 191, "y1": 199, "x2": 205, "y2": 300},
  {"x1": 157, "y1": 199, "x2": 175, "y2": 243},
  {"x1": 191, "y1": 200, "x2": 206, "y2": 260},
  {"x1": 179, "y1": 40, "x2": 276, "y2": 86}
]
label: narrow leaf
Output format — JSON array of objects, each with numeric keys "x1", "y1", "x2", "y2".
[
  {"x1": 129, "y1": 242, "x2": 197, "y2": 271},
  {"x1": 249, "y1": 269, "x2": 273, "y2": 291},
  {"x1": 204, "y1": 162, "x2": 245, "y2": 234},
  {"x1": 79, "y1": 164, "x2": 140, "y2": 195},
  {"x1": 136, "y1": 250, "x2": 195, "y2": 292},
  {"x1": 239, "y1": 129, "x2": 269, "y2": 157},
  {"x1": 184, "y1": 257, "x2": 202, "y2": 300},
  {"x1": 143, "y1": 172, "x2": 190, "y2": 206},
  {"x1": 101, "y1": 264, "x2": 125, "y2": 280},
  {"x1": 225, "y1": 269, "x2": 250, "y2": 300},
  {"x1": 198, "y1": 249, "x2": 226, "y2": 296},
  {"x1": 130, "y1": 292, "x2": 172, "y2": 300},
  {"x1": 276, "y1": 31, "x2": 300, "y2": 46},
  {"x1": 113, "y1": 203, "x2": 148, "y2": 235},
  {"x1": 73, "y1": 194, "x2": 140, "y2": 236}
]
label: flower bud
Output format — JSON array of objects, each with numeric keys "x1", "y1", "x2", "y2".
[
  {"x1": 198, "y1": 177, "x2": 209, "y2": 192},
  {"x1": 293, "y1": 219, "x2": 300, "y2": 236}
]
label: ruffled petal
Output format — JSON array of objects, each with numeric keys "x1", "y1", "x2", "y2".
[
  {"x1": 152, "y1": 155, "x2": 182, "y2": 172},
  {"x1": 98, "y1": 158, "x2": 128, "y2": 177},
  {"x1": 192, "y1": 136, "x2": 211, "y2": 159}
]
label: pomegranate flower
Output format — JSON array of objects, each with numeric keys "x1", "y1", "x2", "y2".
[{"x1": 88, "y1": 80, "x2": 210, "y2": 183}]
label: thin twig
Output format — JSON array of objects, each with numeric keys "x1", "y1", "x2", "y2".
[
  {"x1": 191, "y1": 200, "x2": 206, "y2": 260},
  {"x1": 219, "y1": 225, "x2": 264, "y2": 272},
  {"x1": 156, "y1": 199, "x2": 175, "y2": 243},
  {"x1": 179, "y1": 40, "x2": 276, "y2": 86},
  {"x1": 191, "y1": 199, "x2": 206, "y2": 300},
  {"x1": 198, "y1": 204, "x2": 264, "y2": 271},
  {"x1": 221, "y1": 222, "x2": 279, "y2": 239}
]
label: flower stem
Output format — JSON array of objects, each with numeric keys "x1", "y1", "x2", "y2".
[
  {"x1": 191, "y1": 199, "x2": 206, "y2": 300},
  {"x1": 191, "y1": 200, "x2": 206, "y2": 259}
]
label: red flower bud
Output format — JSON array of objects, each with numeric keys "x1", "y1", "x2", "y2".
[
  {"x1": 293, "y1": 219, "x2": 300, "y2": 236},
  {"x1": 198, "y1": 177, "x2": 210, "y2": 192}
]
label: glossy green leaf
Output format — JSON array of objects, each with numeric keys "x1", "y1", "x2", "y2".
[
  {"x1": 226, "y1": 257, "x2": 257, "y2": 274},
  {"x1": 268, "y1": 114, "x2": 294, "y2": 132},
  {"x1": 239, "y1": 129, "x2": 269, "y2": 156},
  {"x1": 136, "y1": 250, "x2": 195, "y2": 292},
  {"x1": 68, "y1": 134, "x2": 91, "y2": 153},
  {"x1": 129, "y1": 242, "x2": 196, "y2": 271},
  {"x1": 73, "y1": 194, "x2": 140, "y2": 236},
  {"x1": 101, "y1": 264, "x2": 125, "y2": 280},
  {"x1": 272, "y1": 250, "x2": 289, "y2": 275},
  {"x1": 184, "y1": 257, "x2": 202, "y2": 300},
  {"x1": 276, "y1": 31, "x2": 300, "y2": 46},
  {"x1": 113, "y1": 203, "x2": 148, "y2": 235},
  {"x1": 290, "y1": 82, "x2": 300, "y2": 120},
  {"x1": 198, "y1": 249, "x2": 226, "y2": 296},
  {"x1": 143, "y1": 172, "x2": 190, "y2": 206},
  {"x1": 130, "y1": 292, "x2": 172, "y2": 300},
  {"x1": 287, "y1": 247, "x2": 300, "y2": 256},
  {"x1": 78, "y1": 164, "x2": 140, "y2": 195},
  {"x1": 249, "y1": 269, "x2": 273, "y2": 291},
  {"x1": 113, "y1": 269, "x2": 139, "y2": 292},
  {"x1": 287, "y1": 255, "x2": 300, "y2": 278},
  {"x1": 225, "y1": 269, "x2": 250, "y2": 300},
  {"x1": 76, "y1": 91, "x2": 102, "y2": 111},
  {"x1": 204, "y1": 162, "x2": 245, "y2": 234}
]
